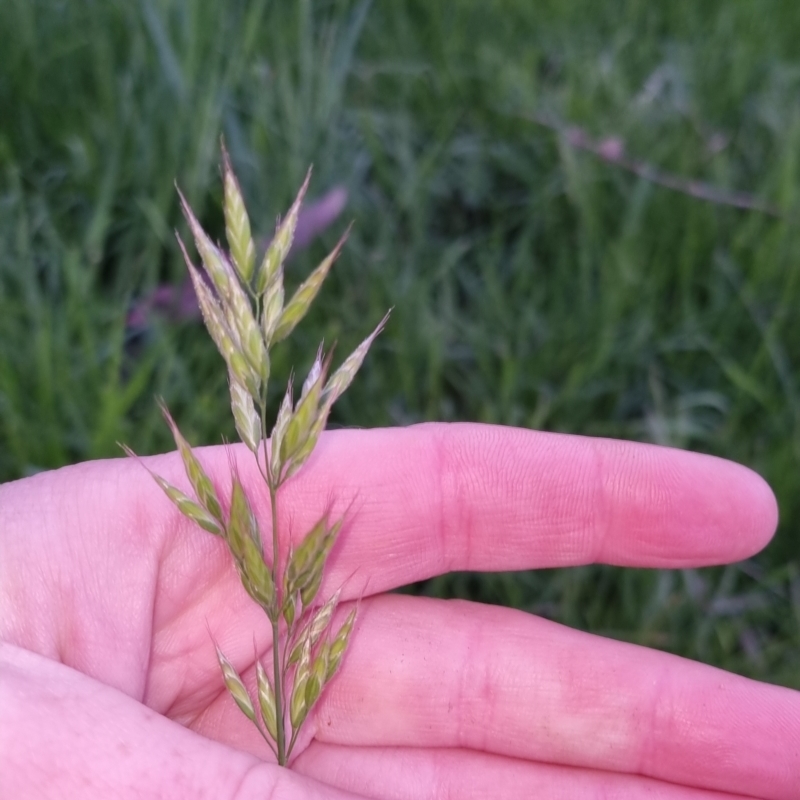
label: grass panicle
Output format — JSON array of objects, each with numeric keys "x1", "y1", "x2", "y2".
[{"x1": 126, "y1": 146, "x2": 385, "y2": 767}]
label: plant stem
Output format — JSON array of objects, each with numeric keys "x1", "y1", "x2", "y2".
[
  {"x1": 259, "y1": 392, "x2": 287, "y2": 766},
  {"x1": 269, "y1": 480, "x2": 286, "y2": 766}
]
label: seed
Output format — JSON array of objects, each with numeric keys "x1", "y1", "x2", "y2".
[
  {"x1": 304, "y1": 647, "x2": 329, "y2": 710},
  {"x1": 255, "y1": 661, "x2": 278, "y2": 741},
  {"x1": 255, "y1": 169, "x2": 312, "y2": 295},
  {"x1": 215, "y1": 645, "x2": 256, "y2": 723},
  {"x1": 158, "y1": 401, "x2": 223, "y2": 523},
  {"x1": 326, "y1": 608, "x2": 357, "y2": 681},
  {"x1": 228, "y1": 373, "x2": 261, "y2": 453},
  {"x1": 270, "y1": 229, "x2": 349, "y2": 344},
  {"x1": 222, "y1": 142, "x2": 256, "y2": 283}
]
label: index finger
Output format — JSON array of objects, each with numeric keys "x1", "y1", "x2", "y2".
[
  {"x1": 273, "y1": 424, "x2": 778, "y2": 593},
  {"x1": 0, "y1": 423, "x2": 778, "y2": 605}
]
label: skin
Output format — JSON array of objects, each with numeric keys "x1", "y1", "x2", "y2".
[{"x1": 0, "y1": 423, "x2": 797, "y2": 799}]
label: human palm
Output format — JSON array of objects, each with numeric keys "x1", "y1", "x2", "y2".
[{"x1": 1, "y1": 425, "x2": 797, "y2": 799}]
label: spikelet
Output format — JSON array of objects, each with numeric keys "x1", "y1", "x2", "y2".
[
  {"x1": 215, "y1": 646, "x2": 256, "y2": 723},
  {"x1": 221, "y1": 142, "x2": 256, "y2": 284}
]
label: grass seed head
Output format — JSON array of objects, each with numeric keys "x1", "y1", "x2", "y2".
[
  {"x1": 301, "y1": 344, "x2": 326, "y2": 397},
  {"x1": 121, "y1": 446, "x2": 224, "y2": 536},
  {"x1": 240, "y1": 533, "x2": 276, "y2": 614},
  {"x1": 261, "y1": 273, "x2": 285, "y2": 344},
  {"x1": 256, "y1": 661, "x2": 279, "y2": 741},
  {"x1": 228, "y1": 373, "x2": 261, "y2": 453},
  {"x1": 269, "y1": 229, "x2": 349, "y2": 344},
  {"x1": 225, "y1": 287, "x2": 268, "y2": 383},
  {"x1": 158, "y1": 400, "x2": 223, "y2": 523},
  {"x1": 283, "y1": 418, "x2": 324, "y2": 480},
  {"x1": 290, "y1": 636, "x2": 313, "y2": 729},
  {"x1": 215, "y1": 645, "x2": 256, "y2": 723},
  {"x1": 255, "y1": 169, "x2": 312, "y2": 295},
  {"x1": 289, "y1": 673, "x2": 308, "y2": 731},
  {"x1": 326, "y1": 608, "x2": 357, "y2": 681},
  {"x1": 283, "y1": 589, "x2": 301, "y2": 626},
  {"x1": 131, "y1": 147, "x2": 387, "y2": 768},
  {"x1": 322, "y1": 311, "x2": 390, "y2": 407},
  {"x1": 227, "y1": 475, "x2": 261, "y2": 564},
  {"x1": 269, "y1": 383, "x2": 294, "y2": 480},
  {"x1": 299, "y1": 557, "x2": 326, "y2": 607},
  {"x1": 287, "y1": 627, "x2": 309, "y2": 667},
  {"x1": 285, "y1": 515, "x2": 329, "y2": 595},
  {"x1": 221, "y1": 142, "x2": 256, "y2": 284},
  {"x1": 183, "y1": 258, "x2": 260, "y2": 396},
  {"x1": 153, "y1": 474, "x2": 223, "y2": 536},
  {"x1": 304, "y1": 646, "x2": 329, "y2": 710},
  {"x1": 308, "y1": 588, "x2": 342, "y2": 643},
  {"x1": 178, "y1": 188, "x2": 238, "y2": 304},
  {"x1": 280, "y1": 366, "x2": 327, "y2": 466}
]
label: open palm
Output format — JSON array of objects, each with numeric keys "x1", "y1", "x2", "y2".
[{"x1": 1, "y1": 425, "x2": 797, "y2": 799}]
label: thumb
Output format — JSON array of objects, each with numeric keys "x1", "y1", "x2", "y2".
[{"x1": 0, "y1": 643, "x2": 364, "y2": 800}]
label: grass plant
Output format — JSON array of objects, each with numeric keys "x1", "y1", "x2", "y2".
[
  {"x1": 1, "y1": 0, "x2": 799, "y2": 689},
  {"x1": 127, "y1": 146, "x2": 385, "y2": 766}
]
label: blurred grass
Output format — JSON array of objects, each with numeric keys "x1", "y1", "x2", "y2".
[{"x1": 1, "y1": 0, "x2": 798, "y2": 687}]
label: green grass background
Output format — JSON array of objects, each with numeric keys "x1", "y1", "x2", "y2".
[{"x1": 1, "y1": 0, "x2": 798, "y2": 687}]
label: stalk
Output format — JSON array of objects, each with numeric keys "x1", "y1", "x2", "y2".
[
  {"x1": 259, "y1": 388, "x2": 287, "y2": 766},
  {"x1": 269, "y1": 480, "x2": 286, "y2": 765}
]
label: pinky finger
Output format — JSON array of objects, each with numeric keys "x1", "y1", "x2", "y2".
[{"x1": 0, "y1": 644, "x2": 366, "y2": 800}]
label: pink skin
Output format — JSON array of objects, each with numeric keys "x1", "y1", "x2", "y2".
[{"x1": 0, "y1": 424, "x2": 796, "y2": 799}]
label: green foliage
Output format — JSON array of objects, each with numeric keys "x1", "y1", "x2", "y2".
[{"x1": 1, "y1": 0, "x2": 799, "y2": 687}]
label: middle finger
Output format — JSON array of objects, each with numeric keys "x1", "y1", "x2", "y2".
[{"x1": 308, "y1": 594, "x2": 799, "y2": 800}]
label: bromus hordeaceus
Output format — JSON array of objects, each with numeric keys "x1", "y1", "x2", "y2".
[{"x1": 124, "y1": 144, "x2": 387, "y2": 767}]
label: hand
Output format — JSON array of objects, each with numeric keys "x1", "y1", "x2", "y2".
[{"x1": 1, "y1": 425, "x2": 797, "y2": 799}]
